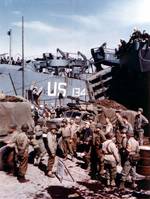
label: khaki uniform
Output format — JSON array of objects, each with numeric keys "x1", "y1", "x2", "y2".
[
  {"x1": 119, "y1": 135, "x2": 128, "y2": 166},
  {"x1": 70, "y1": 123, "x2": 81, "y2": 154},
  {"x1": 12, "y1": 131, "x2": 29, "y2": 178},
  {"x1": 105, "y1": 123, "x2": 113, "y2": 135},
  {"x1": 102, "y1": 139, "x2": 120, "y2": 184},
  {"x1": 121, "y1": 137, "x2": 139, "y2": 183},
  {"x1": 60, "y1": 126, "x2": 73, "y2": 157},
  {"x1": 47, "y1": 131, "x2": 57, "y2": 172},
  {"x1": 90, "y1": 131, "x2": 106, "y2": 178},
  {"x1": 33, "y1": 125, "x2": 48, "y2": 165},
  {"x1": 6, "y1": 130, "x2": 20, "y2": 148},
  {"x1": 4, "y1": 130, "x2": 19, "y2": 173},
  {"x1": 134, "y1": 114, "x2": 149, "y2": 145}
]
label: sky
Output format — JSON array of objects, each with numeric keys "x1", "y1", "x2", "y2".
[{"x1": 0, "y1": 0, "x2": 150, "y2": 59}]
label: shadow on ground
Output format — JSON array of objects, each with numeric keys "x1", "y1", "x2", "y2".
[{"x1": 46, "y1": 186, "x2": 84, "y2": 199}]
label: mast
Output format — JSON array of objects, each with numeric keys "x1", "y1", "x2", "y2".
[
  {"x1": 7, "y1": 29, "x2": 12, "y2": 64},
  {"x1": 22, "y1": 16, "x2": 25, "y2": 97}
]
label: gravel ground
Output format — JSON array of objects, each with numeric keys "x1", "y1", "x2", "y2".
[
  {"x1": 0, "y1": 157, "x2": 139, "y2": 199},
  {"x1": 0, "y1": 158, "x2": 89, "y2": 199}
]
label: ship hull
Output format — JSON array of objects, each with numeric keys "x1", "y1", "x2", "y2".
[
  {"x1": 110, "y1": 48, "x2": 150, "y2": 136},
  {"x1": 0, "y1": 64, "x2": 90, "y2": 106}
]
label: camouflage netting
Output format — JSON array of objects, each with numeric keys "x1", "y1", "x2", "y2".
[{"x1": 0, "y1": 101, "x2": 34, "y2": 136}]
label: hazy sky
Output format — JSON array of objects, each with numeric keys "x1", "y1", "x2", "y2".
[{"x1": 0, "y1": 0, "x2": 150, "y2": 58}]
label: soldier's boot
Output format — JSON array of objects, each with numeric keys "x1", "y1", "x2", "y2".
[
  {"x1": 119, "y1": 181, "x2": 125, "y2": 191},
  {"x1": 17, "y1": 176, "x2": 30, "y2": 183},
  {"x1": 110, "y1": 179, "x2": 116, "y2": 187}
]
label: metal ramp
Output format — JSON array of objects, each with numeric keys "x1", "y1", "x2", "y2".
[
  {"x1": 87, "y1": 67, "x2": 112, "y2": 100},
  {"x1": 91, "y1": 47, "x2": 120, "y2": 69}
]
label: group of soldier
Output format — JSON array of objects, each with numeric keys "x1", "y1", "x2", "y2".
[
  {"x1": 0, "y1": 56, "x2": 22, "y2": 65},
  {"x1": 3, "y1": 105, "x2": 149, "y2": 192},
  {"x1": 115, "y1": 28, "x2": 150, "y2": 57}
]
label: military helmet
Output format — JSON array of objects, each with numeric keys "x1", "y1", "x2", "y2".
[
  {"x1": 37, "y1": 118, "x2": 44, "y2": 124},
  {"x1": 95, "y1": 123, "x2": 102, "y2": 129},
  {"x1": 121, "y1": 128, "x2": 127, "y2": 134},
  {"x1": 126, "y1": 129, "x2": 134, "y2": 137},
  {"x1": 35, "y1": 130, "x2": 43, "y2": 137},
  {"x1": 21, "y1": 123, "x2": 29, "y2": 131},
  {"x1": 138, "y1": 108, "x2": 143, "y2": 113},
  {"x1": 106, "y1": 132, "x2": 114, "y2": 139},
  {"x1": 50, "y1": 124, "x2": 57, "y2": 130},
  {"x1": 62, "y1": 118, "x2": 68, "y2": 124},
  {"x1": 34, "y1": 125, "x2": 41, "y2": 132}
]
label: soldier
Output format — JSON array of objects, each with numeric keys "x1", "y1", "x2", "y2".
[
  {"x1": 116, "y1": 129, "x2": 128, "y2": 167},
  {"x1": 102, "y1": 132, "x2": 120, "y2": 186},
  {"x1": 33, "y1": 118, "x2": 46, "y2": 164},
  {"x1": 89, "y1": 116, "x2": 96, "y2": 133},
  {"x1": 47, "y1": 124, "x2": 57, "y2": 177},
  {"x1": 70, "y1": 116, "x2": 81, "y2": 156},
  {"x1": 134, "y1": 108, "x2": 149, "y2": 145},
  {"x1": 81, "y1": 121, "x2": 93, "y2": 169},
  {"x1": 105, "y1": 117, "x2": 113, "y2": 135},
  {"x1": 115, "y1": 112, "x2": 133, "y2": 133},
  {"x1": 122, "y1": 116, "x2": 133, "y2": 132},
  {"x1": 31, "y1": 83, "x2": 43, "y2": 106},
  {"x1": 120, "y1": 130, "x2": 140, "y2": 190},
  {"x1": 90, "y1": 123, "x2": 106, "y2": 179},
  {"x1": 58, "y1": 92, "x2": 64, "y2": 107},
  {"x1": 43, "y1": 104, "x2": 51, "y2": 121},
  {"x1": 12, "y1": 124, "x2": 29, "y2": 183},
  {"x1": 129, "y1": 28, "x2": 142, "y2": 43},
  {"x1": 59, "y1": 119, "x2": 73, "y2": 159},
  {"x1": 5, "y1": 124, "x2": 19, "y2": 148},
  {"x1": 34, "y1": 118, "x2": 46, "y2": 133},
  {"x1": 33, "y1": 125, "x2": 48, "y2": 166},
  {"x1": 4, "y1": 124, "x2": 19, "y2": 175},
  {"x1": 31, "y1": 106, "x2": 39, "y2": 126},
  {"x1": 49, "y1": 108, "x2": 56, "y2": 119}
]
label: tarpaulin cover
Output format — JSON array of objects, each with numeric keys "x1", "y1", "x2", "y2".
[
  {"x1": 97, "y1": 107, "x2": 136, "y2": 126},
  {"x1": 0, "y1": 102, "x2": 34, "y2": 136},
  {"x1": 80, "y1": 102, "x2": 136, "y2": 125}
]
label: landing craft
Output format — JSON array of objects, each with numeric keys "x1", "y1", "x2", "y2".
[
  {"x1": 90, "y1": 30, "x2": 150, "y2": 136},
  {"x1": 0, "y1": 49, "x2": 95, "y2": 106},
  {"x1": 1, "y1": 29, "x2": 150, "y2": 126}
]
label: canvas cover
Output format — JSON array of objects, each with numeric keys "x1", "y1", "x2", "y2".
[
  {"x1": 80, "y1": 103, "x2": 136, "y2": 126},
  {"x1": 0, "y1": 102, "x2": 34, "y2": 136},
  {"x1": 98, "y1": 107, "x2": 137, "y2": 126}
]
